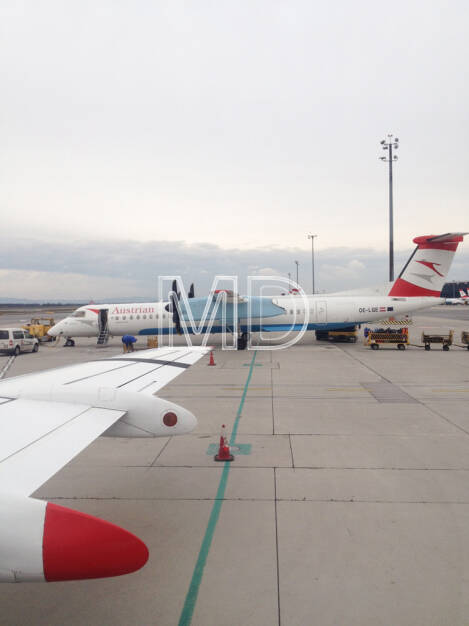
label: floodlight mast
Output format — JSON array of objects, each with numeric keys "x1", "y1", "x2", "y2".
[
  {"x1": 380, "y1": 134, "x2": 399, "y2": 282},
  {"x1": 307, "y1": 234, "x2": 317, "y2": 294}
]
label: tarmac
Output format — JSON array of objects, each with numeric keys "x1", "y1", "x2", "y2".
[{"x1": 1, "y1": 306, "x2": 469, "y2": 625}]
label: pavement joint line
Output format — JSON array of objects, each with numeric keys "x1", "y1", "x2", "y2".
[
  {"x1": 45, "y1": 496, "x2": 469, "y2": 505},
  {"x1": 288, "y1": 434, "x2": 295, "y2": 468},
  {"x1": 274, "y1": 466, "x2": 281, "y2": 625},
  {"x1": 270, "y1": 359, "x2": 275, "y2": 435},
  {"x1": 177, "y1": 349, "x2": 258, "y2": 626},
  {"x1": 150, "y1": 438, "x2": 171, "y2": 466}
]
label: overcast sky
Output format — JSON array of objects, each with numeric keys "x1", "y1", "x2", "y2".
[{"x1": 1, "y1": 1, "x2": 468, "y2": 298}]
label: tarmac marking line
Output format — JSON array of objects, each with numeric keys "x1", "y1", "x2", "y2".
[
  {"x1": 432, "y1": 389, "x2": 469, "y2": 393},
  {"x1": 178, "y1": 350, "x2": 258, "y2": 626}
]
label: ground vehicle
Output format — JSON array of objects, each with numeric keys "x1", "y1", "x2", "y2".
[
  {"x1": 22, "y1": 316, "x2": 55, "y2": 342},
  {"x1": 421, "y1": 330, "x2": 453, "y2": 351},
  {"x1": 461, "y1": 331, "x2": 469, "y2": 350},
  {"x1": 0, "y1": 328, "x2": 39, "y2": 355},
  {"x1": 365, "y1": 327, "x2": 409, "y2": 350}
]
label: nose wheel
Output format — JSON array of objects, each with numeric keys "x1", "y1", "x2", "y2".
[{"x1": 64, "y1": 338, "x2": 75, "y2": 347}]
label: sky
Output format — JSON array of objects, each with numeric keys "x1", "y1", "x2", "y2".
[{"x1": 1, "y1": 1, "x2": 468, "y2": 299}]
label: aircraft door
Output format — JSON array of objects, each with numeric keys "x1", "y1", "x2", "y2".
[
  {"x1": 315, "y1": 301, "x2": 327, "y2": 323},
  {"x1": 98, "y1": 309, "x2": 109, "y2": 332}
]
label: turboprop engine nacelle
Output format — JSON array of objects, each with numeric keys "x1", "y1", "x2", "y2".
[
  {"x1": 0, "y1": 494, "x2": 148, "y2": 582},
  {"x1": 4, "y1": 384, "x2": 197, "y2": 437}
]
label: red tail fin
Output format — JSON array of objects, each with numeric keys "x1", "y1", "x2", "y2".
[{"x1": 388, "y1": 233, "x2": 467, "y2": 297}]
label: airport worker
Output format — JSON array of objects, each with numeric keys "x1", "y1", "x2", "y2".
[{"x1": 122, "y1": 334, "x2": 137, "y2": 353}]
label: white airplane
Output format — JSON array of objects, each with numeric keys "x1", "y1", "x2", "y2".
[
  {"x1": 48, "y1": 232, "x2": 467, "y2": 349},
  {"x1": 443, "y1": 289, "x2": 469, "y2": 305},
  {"x1": 0, "y1": 345, "x2": 210, "y2": 582}
]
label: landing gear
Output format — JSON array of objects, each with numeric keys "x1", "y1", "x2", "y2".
[
  {"x1": 64, "y1": 337, "x2": 75, "y2": 347},
  {"x1": 236, "y1": 332, "x2": 249, "y2": 350}
]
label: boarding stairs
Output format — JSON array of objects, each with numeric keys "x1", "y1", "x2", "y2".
[{"x1": 97, "y1": 326, "x2": 110, "y2": 345}]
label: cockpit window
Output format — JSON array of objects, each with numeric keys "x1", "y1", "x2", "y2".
[{"x1": 71, "y1": 310, "x2": 86, "y2": 318}]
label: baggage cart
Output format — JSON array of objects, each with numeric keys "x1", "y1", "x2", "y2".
[
  {"x1": 365, "y1": 327, "x2": 409, "y2": 350},
  {"x1": 421, "y1": 330, "x2": 453, "y2": 351}
]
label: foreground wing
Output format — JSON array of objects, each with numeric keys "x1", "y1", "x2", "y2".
[
  {"x1": 0, "y1": 346, "x2": 210, "y2": 397},
  {"x1": 0, "y1": 346, "x2": 210, "y2": 582},
  {"x1": 0, "y1": 398, "x2": 125, "y2": 497},
  {"x1": 0, "y1": 346, "x2": 210, "y2": 496}
]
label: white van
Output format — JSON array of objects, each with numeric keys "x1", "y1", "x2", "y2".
[{"x1": 0, "y1": 328, "x2": 39, "y2": 355}]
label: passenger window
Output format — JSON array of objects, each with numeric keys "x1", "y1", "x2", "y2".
[
  {"x1": 143, "y1": 314, "x2": 146, "y2": 319},
  {"x1": 122, "y1": 316, "x2": 126, "y2": 320},
  {"x1": 130, "y1": 315, "x2": 133, "y2": 320},
  {"x1": 13, "y1": 331, "x2": 24, "y2": 339},
  {"x1": 0, "y1": 331, "x2": 8, "y2": 339},
  {"x1": 136, "y1": 315, "x2": 140, "y2": 320}
]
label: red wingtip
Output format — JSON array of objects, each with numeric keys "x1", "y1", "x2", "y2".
[{"x1": 43, "y1": 503, "x2": 149, "y2": 581}]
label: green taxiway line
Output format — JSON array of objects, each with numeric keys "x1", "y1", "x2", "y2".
[{"x1": 178, "y1": 350, "x2": 258, "y2": 626}]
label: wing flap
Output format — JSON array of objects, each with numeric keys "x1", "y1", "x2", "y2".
[{"x1": 0, "y1": 399, "x2": 125, "y2": 497}]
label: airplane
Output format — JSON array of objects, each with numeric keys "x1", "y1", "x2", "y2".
[
  {"x1": 0, "y1": 345, "x2": 210, "y2": 582},
  {"x1": 48, "y1": 233, "x2": 467, "y2": 350},
  {"x1": 443, "y1": 289, "x2": 469, "y2": 305}
]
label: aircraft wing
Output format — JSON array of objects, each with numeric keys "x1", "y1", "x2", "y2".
[
  {"x1": 0, "y1": 346, "x2": 209, "y2": 496},
  {"x1": 0, "y1": 399, "x2": 126, "y2": 497},
  {"x1": 0, "y1": 346, "x2": 210, "y2": 582},
  {"x1": 0, "y1": 346, "x2": 210, "y2": 397}
]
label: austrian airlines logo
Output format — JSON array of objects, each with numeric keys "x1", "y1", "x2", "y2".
[{"x1": 416, "y1": 260, "x2": 444, "y2": 277}]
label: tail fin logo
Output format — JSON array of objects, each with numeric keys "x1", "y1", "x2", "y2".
[{"x1": 415, "y1": 260, "x2": 444, "y2": 277}]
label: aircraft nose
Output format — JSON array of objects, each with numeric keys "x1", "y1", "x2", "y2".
[{"x1": 48, "y1": 320, "x2": 66, "y2": 337}]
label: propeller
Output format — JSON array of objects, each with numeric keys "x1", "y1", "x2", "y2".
[
  {"x1": 164, "y1": 280, "x2": 182, "y2": 334},
  {"x1": 164, "y1": 281, "x2": 194, "y2": 334},
  {"x1": 172, "y1": 280, "x2": 181, "y2": 301},
  {"x1": 170, "y1": 280, "x2": 181, "y2": 333},
  {"x1": 171, "y1": 292, "x2": 182, "y2": 334}
]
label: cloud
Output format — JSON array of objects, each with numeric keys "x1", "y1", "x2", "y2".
[{"x1": 0, "y1": 235, "x2": 467, "y2": 300}]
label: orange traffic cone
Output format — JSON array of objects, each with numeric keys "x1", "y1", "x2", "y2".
[
  {"x1": 208, "y1": 350, "x2": 216, "y2": 366},
  {"x1": 214, "y1": 424, "x2": 234, "y2": 462}
]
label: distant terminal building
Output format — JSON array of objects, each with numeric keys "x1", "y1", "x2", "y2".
[{"x1": 442, "y1": 282, "x2": 469, "y2": 298}]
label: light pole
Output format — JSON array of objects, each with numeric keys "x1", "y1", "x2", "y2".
[
  {"x1": 288, "y1": 272, "x2": 292, "y2": 290},
  {"x1": 294, "y1": 260, "x2": 299, "y2": 286},
  {"x1": 380, "y1": 134, "x2": 399, "y2": 282},
  {"x1": 307, "y1": 234, "x2": 317, "y2": 294}
]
